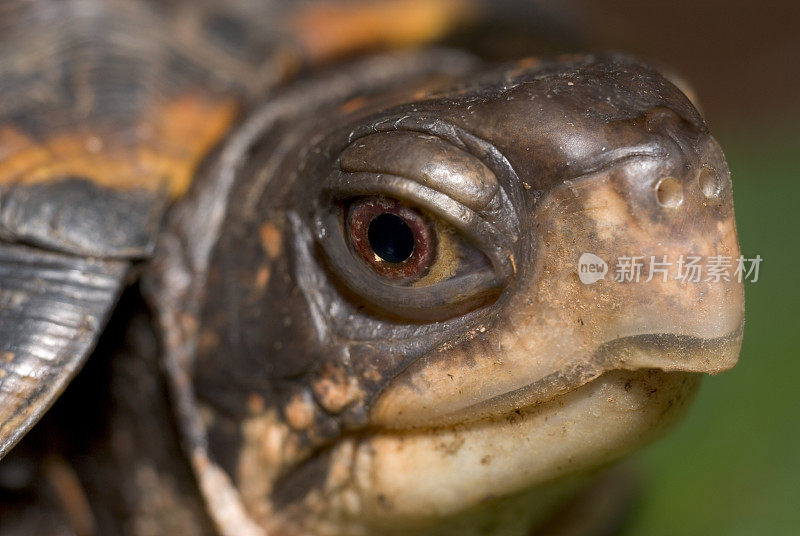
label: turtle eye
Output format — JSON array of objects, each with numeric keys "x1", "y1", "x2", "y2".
[
  {"x1": 347, "y1": 197, "x2": 434, "y2": 281},
  {"x1": 316, "y1": 192, "x2": 505, "y2": 321},
  {"x1": 314, "y1": 128, "x2": 519, "y2": 321}
]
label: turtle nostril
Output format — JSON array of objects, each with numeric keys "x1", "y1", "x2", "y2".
[
  {"x1": 655, "y1": 177, "x2": 683, "y2": 208},
  {"x1": 698, "y1": 166, "x2": 723, "y2": 200}
]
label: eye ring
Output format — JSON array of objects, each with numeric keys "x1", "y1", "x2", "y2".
[{"x1": 347, "y1": 197, "x2": 435, "y2": 280}]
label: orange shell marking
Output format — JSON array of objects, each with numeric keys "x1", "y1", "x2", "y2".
[
  {"x1": 291, "y1": 0, "x2": 477, "y2": 63},
  {"x1": 0, "y1": 93, "x2": 238, "y2": 199}
]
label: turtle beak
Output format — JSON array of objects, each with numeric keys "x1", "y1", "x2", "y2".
[
  {"x1": 371, "y1": 132, "x2": 744, "y2": 429},
  {"x1": 540, "y1": 134, "x2": 745, "y2": 375},
  {"x1": 537, "y1": 99, "x2": 748, "y2": 380}
]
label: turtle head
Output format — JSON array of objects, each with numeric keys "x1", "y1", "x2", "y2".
[{"x1": 158, "y1": 54, "x2": 743, "y2": 535}]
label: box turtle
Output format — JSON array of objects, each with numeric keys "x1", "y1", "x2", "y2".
[{"x1": 0, "y1": 1, "x2": 745, "y2": 535}]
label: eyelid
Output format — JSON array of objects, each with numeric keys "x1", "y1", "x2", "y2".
[
  {"x1": 340, "y1": 131, "x2": 499, "y2": 211},
  {"x1": 329, "y1": 171, "x2": 479, "y2": 235}
]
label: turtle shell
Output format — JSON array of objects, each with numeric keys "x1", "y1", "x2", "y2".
[{"x1": 0, "y1": 0, "x2": 477, "y2": 460}]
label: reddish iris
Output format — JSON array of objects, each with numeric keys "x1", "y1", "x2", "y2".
[{"x1": 347, "y1": 197, "x2": 435, "y2": 280}]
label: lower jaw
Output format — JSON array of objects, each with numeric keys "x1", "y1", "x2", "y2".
[{"x1": 297, "y1": 369, "x2": 700, "y2": 536}]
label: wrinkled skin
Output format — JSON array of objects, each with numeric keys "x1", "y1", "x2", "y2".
[{"x1": 137, "y1": 53, "x2": 742, "y2": 536}]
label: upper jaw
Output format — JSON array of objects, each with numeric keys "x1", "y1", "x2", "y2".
[
  {"x1": 409, "y1": 323, "x2": 744, "y2": 428},
  {"x1": 369, "y1": 321, "x2": 743, "y2": 430}
]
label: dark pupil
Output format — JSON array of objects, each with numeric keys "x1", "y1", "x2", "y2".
[{"x1": 367, "y1": 213, "x2": 415, "y2": 263}]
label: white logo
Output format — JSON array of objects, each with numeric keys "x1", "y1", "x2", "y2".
[{"x1": 578, "y1": 253, "x2": 608, "y2": 284}]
